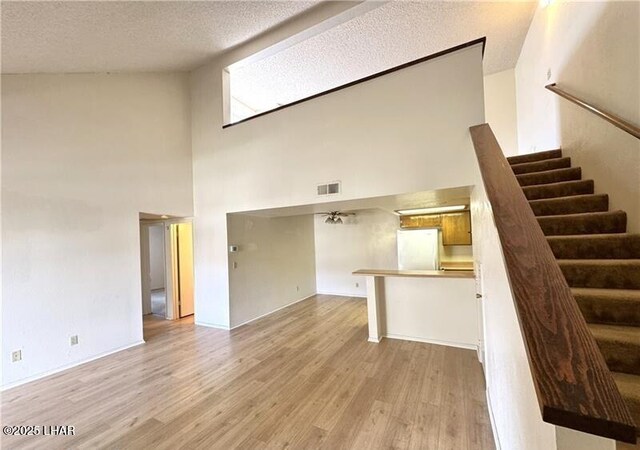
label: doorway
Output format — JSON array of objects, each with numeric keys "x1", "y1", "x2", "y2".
[
  {"x1": 149, "y1": 224, "x2": 167, "y2": 316},
  {"x1": 140, "y1": 218, "x2": 195, "y2": 332},
  {"x1": 140, "y1": 222, "x2": 168, "y2": 319}
]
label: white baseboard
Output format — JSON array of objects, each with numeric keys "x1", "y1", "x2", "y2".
[
  {"x1": 368, "y1": 337, "x2": 381, "y2": 343},
  {"x1": 1, "y1": 340, "x2": 145, "y2": 391},
  {"x1": 316, "y1": 291, "x2": 366, "y2": 299},
  {"x1": 195, "y1": 321, "x2": 230, "y2": 330},
  {"x1": 383, "y1": 333, "x2": 478, "y2": 350},
  {"x1": 229, "y1": 293, "x2": 317, "y2": 330},
  {"x1": 485, "y1": 389, "x2": 501, "y2": 450}
]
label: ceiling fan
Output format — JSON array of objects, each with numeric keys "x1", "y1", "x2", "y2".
[{"x1": 316, "y1": 211, "x2": 354, "y2": 224}]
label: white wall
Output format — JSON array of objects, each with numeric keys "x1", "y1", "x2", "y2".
[
  {"x1": 516, "y1": 1, "x2": 640, "y2": 232},
  {"x1": 314, "y1": 209, "x2": 398, "y2": 297},
  {"x1": 0, "y1": 71, "x2": 3, "y2": 389},
  {"x1": 484, "y1": 69, "x2": 519, "y2": 156},
  {"x1": 149, "y1": 224, "x2": 166, "y2": 290},
  {"x1": 470, "y1": 182, "x2": 558, "y2": 450},
  {"x1": 191, "y1": 43, "x2": 486, "y2": 328},
  {"x1": 382, "y1": 276, "x2": 478, "y2": 348},
  {"x1": 556, "y1": 427, "x2": 615, "y2": 450},
  {"x1": 2, "y1": 72, "x2": 194, "y2": 387},
  {"x1": 227, "y1": 213, "x2": 316, "y2": 328}
]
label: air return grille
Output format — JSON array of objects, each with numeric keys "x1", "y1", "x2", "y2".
[{"x1": 317, "y1": 181, "x2": 341, "y2": 196}]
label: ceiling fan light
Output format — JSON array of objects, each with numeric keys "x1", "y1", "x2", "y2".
[{"x1": 336, "y1": 217, "x2": 343, "y2": 224}]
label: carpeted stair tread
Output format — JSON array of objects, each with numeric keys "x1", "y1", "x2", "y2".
[
  {"x1": 538, "y1": 210, "x2": 627, "y2": 236},
  {"x1": 548, "y1": 234, "x2": 640, "y2": 259},
  {"x1": 558, "y1": 259, "x2": 640, "y2": 290},
  {"x1": 589, "y1": 324, "x2": 640, "y2": 376},
  {"x1": 522, "y1": 179, "x2": 595, "y2": 200},
  {"x1": 511, "y1": 157, "x2": 571, "y2": 175},
  {"x1": 507, "y1": 149, "x2": 562, "y2": 165},
  {"x1": 529, "y1": 194, "x2": 609, "y2": 216},
  {"x1": 515, "y1": 149, "x2": 640, "y2": 436},
  {"x1": 611, "y1": 372, "x2": 640, "y2": 438},
  {"x1": 516, "y1": 167, "x2": 582, "y2": 187},
  {"x1": 572, "y1": 288, "x2": 640, "y2": 326}
]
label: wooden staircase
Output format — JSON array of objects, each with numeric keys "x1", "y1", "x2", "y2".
[{"x1": 507, "y1": 149, "x2": 640, "y2": 440}]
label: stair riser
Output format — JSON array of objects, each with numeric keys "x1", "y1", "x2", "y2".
[
  {"x1": 538, "y1": 213, "x2": 627, "y2": 236},
  {"x1": 507, "y1": 149, "x2": 562, "y2": 165},
  {"x1": 548, "y1": 236, "x2": 640, "y2": 259},
  {"x1": 560, "y1": 264, "x2": 640, "y2": 289},
  {"x1": 511, "y1": 157, "x2": 571, "y2": 175},
  {"x1": 594, "y1": 338, "x2": 640, "y2": 376},
  {"x1": 530, "y1": 195, "x2": 609, "y2": 217},
  {"x1": 576, "y1": 296, "x2": 640, "y2": 327},
  {"x1": 619, "y1": 395, "x2": 640, "y2": 439},
  {"x1": 612, "y1": 373, "x2": 640, "y2": 440},
  {"x1": 517, "y1": 167, "x2": 582, "y2": 187},
  {"x1": 522, "y1": 180, "x2": 594, "y2": 200}
]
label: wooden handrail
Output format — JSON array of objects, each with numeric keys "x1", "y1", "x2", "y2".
[
  {"x1": 546, "y1": 83, "x2": 640, "y2": 139},
  {"x1": 469, "y1": 123, "x2": 637, "y2": 444}
]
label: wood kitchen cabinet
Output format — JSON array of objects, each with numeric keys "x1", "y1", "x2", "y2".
[
  {"x1": 400, "y1": 214, "x2": 442, "y2": 229},
  {"x1": 400, "y1": 211, "x2": 472, "y2": 245},
  {"x1": 441, "y1": 211, "x2": 472, "y2": 245}
]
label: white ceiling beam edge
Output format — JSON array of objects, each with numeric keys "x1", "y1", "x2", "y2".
[{"x1": 226, "y1": 0, "x2": 388, "y2": 73}]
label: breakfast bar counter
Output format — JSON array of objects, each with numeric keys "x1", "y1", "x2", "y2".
[
  {"x1": 353, "y1": 269, "x2": 474, "y2": 278},
  {"x1": 353, "y1": 268, "x2": 479, "y2": 348}
]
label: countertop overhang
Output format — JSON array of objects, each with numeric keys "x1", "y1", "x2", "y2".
[{"x1": 352, "y1": 269, "x2": 475, "y2": 279}]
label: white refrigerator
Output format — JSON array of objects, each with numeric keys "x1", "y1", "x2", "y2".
[{"x1": 397, "y1": 228, "x2": 440, "y2": 270}]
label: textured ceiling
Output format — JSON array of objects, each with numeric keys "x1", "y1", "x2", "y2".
[
  {"x1": 2, "y1": 1, "x2": 536, "y2": 112},
  {"x1": 1, "y1": 1, "x2": 319, "y2": 73},
  {"x1": 231, "y1": 1, "x2": 536, "y2": 113}
]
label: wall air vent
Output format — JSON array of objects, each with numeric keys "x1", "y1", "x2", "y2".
[{"x1": 317, "y1": 181, "x2": 341, "y2": 196}]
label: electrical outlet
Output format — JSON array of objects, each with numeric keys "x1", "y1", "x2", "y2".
[
  {"x1": 355, "y1": 282, "x2": 359, "y2": 288},
  {"x1": 296, "y1": 285, "x2": 300, "y2": 292},
  {"x1": 233, "y1": 261, "x2": 238, "y2": 269},
  {"x1": 11, "y1": 350, "x2": 22, "y2": 363},
  {"x1": 547, "y1": 68, "x2": 552, "y2": 80},
  {"x1": 70, "y1": 335, "x2": 79, "y2": 346}
]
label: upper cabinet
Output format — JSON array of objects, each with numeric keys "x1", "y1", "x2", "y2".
[
  {"x1": 399, "y1": 211, "x2": 472, "y2": 246},
  {"x1": 400, "y1": 214, "x2": 442, "y2": 229},
  {"x1": 441, "y1": 211, "x2": 472, "y2": 246}
]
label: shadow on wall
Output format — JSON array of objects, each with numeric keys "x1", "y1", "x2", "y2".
[{"x1": 553, "y1": 1, "x2": 640, "y2": 232}]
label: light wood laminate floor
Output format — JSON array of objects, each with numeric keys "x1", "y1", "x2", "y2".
[{"x1": 1, "y1": 295, "x2": 495, "y2": 449}]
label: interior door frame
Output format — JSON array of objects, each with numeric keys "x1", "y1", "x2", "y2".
[
  {"x1": 139, "y1": 223, "x2": 153, "y2": 316},
  {"x1": 139, "y1": 217, "x2": 194, "y2": 322}
]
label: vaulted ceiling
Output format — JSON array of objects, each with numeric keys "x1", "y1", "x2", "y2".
[
  {"x1": 1, "y1": 1, "x2": 319, "y2": 73},
  {"x1": 3, "y1": 1, "x2": 536, "y2": 78},
  {"x1": 230, "y1": 1, "x2": 537, "y2": 112}
]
